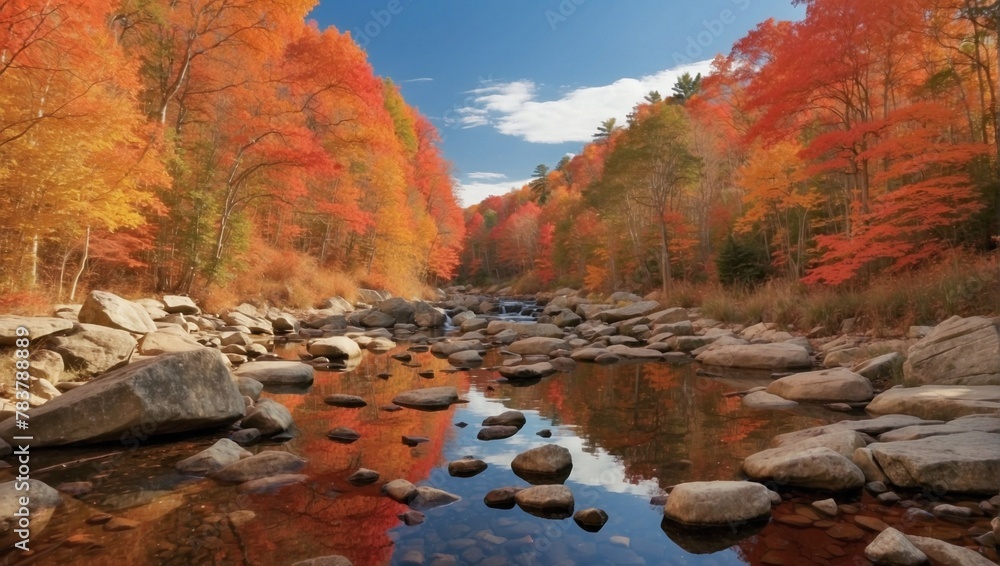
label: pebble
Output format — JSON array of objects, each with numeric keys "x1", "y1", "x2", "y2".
[
  {"x1": 774, "y1": 514, "x2": 813, "y2": 527},
  {"x1": 865, "y1": 481, "x2": 888, "y2": 495},
  {"x1": 877, "y1": 491, "x2": 901, "y2": 504},
  {"x1": 536, "y1": 429, "x2": 553, "y2": 438},
  {"x1": 811, "y1": 498, "x2": 838, "y2": 517},
  {"x1": 398, "y1": 511, "x2": 426, "y2": 526}
]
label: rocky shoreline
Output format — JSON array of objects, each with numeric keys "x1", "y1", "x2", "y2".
[{"x1": 0, "y1": 287, "x2": 998, "y2": 564}]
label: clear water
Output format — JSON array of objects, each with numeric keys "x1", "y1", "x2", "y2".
[{"x1": 4, "y1": 339, "x2": 996, "y2": 565}]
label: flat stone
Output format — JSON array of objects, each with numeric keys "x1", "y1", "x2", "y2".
[
  {"x1": 209, "y1": 451, "x2": 307, "y2": 483},
  {"x1": 347, "y1": 468, "x2": 380, "y2": 486},
  {"x1": 477, "y1": 425, "x2": 518, "y2": 441},
  {"x1": 904, "y1": 315, "x2": 1000, "y2": 386},
  {"x1": 0, "y1": 316, "x2": 74, "y2": 346},
  {"x1": 104, "y1": 517, "x2": 140, "y2": 532},
  {"x1": 497, "y1": 362, "x2": 556, "y2": 380},
  {"x1": 696, "y1": 343, "x2": 812, "y2": 370},
  {"x1": 0, "y1": 480, "x2": 61, "y2": 547},
  {"x1": 906, "y1": 534, "x2": 996, "y2": 566},
  {"x1": 742, "y1": 391, "x2": 799, "y2": 409},
  {"x1": 664, "y1": 481, "x2": 772, "y2": 525},
  {"x1": 854, "y1": 515, "x2": 891, "y2": 532},
  {"x1": 868, "y1": 432, "x2": 1000, "y2": 493},
  {"x1": 327, "y1": 427, "x2": 360, "y2": 443},
  {"x1": 482, "y1": 410, "x2": 526, "y2": 428},
  {"x1": 766, "y1": 368, "x2": 873, "y2": 403},
  {"x1": 235, "y1": 361, "x2": 314, "y2": 386},
  {"x1": 392, "y1": 387, "x2": 459, "y2": 410},
  {"x1": 409, "y1": 487, "x2": 461, "y2": 510},
  {"x1": 324, "y1": 394, "x2": 367, "y2": 408},
  {"x1": 236, "y1": 473, "x2": 307, "y2": 493},
  {"x1": 307, "y1": 336, "x2": 361, "y2": 359},
  {"x1": 826, "y1": 523, "x2": 866, "y2": 541},
  {"x1": 743, "y1": 446, "x2": 865, "y2": 491},
  {"x1": 515, "y1": 485, "x2": 575, "y2": 519},
  {"x1": 867, "y1": 385, "x2": 1000, "y2": 420}
]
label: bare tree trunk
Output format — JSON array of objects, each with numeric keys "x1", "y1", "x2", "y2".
[{"x1": 69, "y1": 227, "x2": 90, "y2": 301}]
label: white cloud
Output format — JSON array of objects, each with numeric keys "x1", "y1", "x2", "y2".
[
  {"x1": 400, "y1": 77, "x2": 433, "y2": 83},
  {"x1": 456, "y1": 177, "x2": 533, "y2": 207},
  {"x1": 466, "y1": 172, "x2": 507, "y2": 181},
  {"x1": 454, "y1": 61, "x2": 714, "y2": 144}
]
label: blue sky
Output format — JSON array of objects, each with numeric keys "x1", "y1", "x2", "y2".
[{"x1": 308, "y1": 1, "x2": 805, "y2": 206}]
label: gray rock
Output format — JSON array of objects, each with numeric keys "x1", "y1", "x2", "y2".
[
  {"x1": 377, "y1": 297, "x2": 416, "y2": 325},
  {"x1": 515, "y1": 484, "x2": 575, "y2": 519},
  {"x1": 392, "y1": 387, "x2": 459, "y2": 410},
  {"x1": 162, "y1": 295, "x2": 200, "y2": 315},
  {"x1": 0, "y1": 480, "x2": 62, "y2": 549},
  {"x1": 511, "y1": 444, "x2": 573, "y2": 484},
  {"x1": 904, "y1": 315, "x2": 1000, "y2": 386},
  {"x1": 742, "y1": 446, "x2": 865, "y2": 491},
  {"x1": 906, "y1": 534, "x2": 995, "y2": 566},
  {"x1": 766, "y1": 368, "x2": 873, "y2": 403},
  {"x1": 429, "y1": 339, "x2": 486, "y2": 357},
  {"x1": 497, "y1": 363, "x2": 556, "y2": 380},
  {"x1": 234, "y1": 361, "x2": 314, "y2": 387},
  {"x1": 811, "y1": 498, "x2": 838, "y2": 516},
  {"x1": 307, "y1": 336, "x2": 361, "y2": 359},
  {"x1": 324, "y1": 394, "x2": 366, "y2": 408},
  {"x1": 382, "y1": 479, "x2": 417, "y2": 503},
  {"x1": 853, "y1": 352, "x2": 904, "y2": 381},
  {"x1": 868, "y1": 432, "x2": 1000, "y2": 493},
  {"x1": 770, "y1": 429, "x2": 868, "y2": 458},
  {"x1": 696, "y1": 343, "x2": 812, "y2": 370},
  {"x1": 867, "y1": 385, "x2": 1000, "y2": 420},
  {"x1": 176, "y1": 438, "x2": 251, "y2": 474},
  {"x1": 27, "y1": 349, "x2": 64, "y2": 383},
  {"x1": 595, "y1": 301, "x2": 661, "y2": 323},
  {"x1": 477, "y1": 426, "x2": 519, "y2": 441},
  {"x1": 485, "y1": 321, "x2": 563, "y2": 338},
  {"x1": 346, "y1": 468, "x2": 380, "y2": 486},
  {"x1": 46, "y1": 323, "x2": 136, "y2": 377},
  {"x1": 853, "y1": 448, "x2": 889, "y2": 483},
  {"x1": 508, "y1": 337, "x2": 570, "y2": 356},
  {"x1": 664, "y1": 481, "x2": 771, "y2": 525},
  {"x1": 447, "y1": 458, "x2": 487, "y2": 477},
  {"x1": 209, "y1": 451, "x2": 306, "y2": 483},
  {"x1": 236, "y1": 473, "x2": 307, "y2": 493},
  {"x1": 742, "y1": 391, "x2": 798, "y2": 409},
  {"x1": 413, "y1": 302, "x2": 446, "y2": 328},
  {"x1": 0, "y1": 316, "x2": 73, "y2": 346},
  {"x1": 409, "y1": 487, "x2": 461, "y2": 510},
  {"x1": 0, "y1": 349, "x2": 243, "y2": 446},
  {"x1": 241, "y1": 399, "x2": 293, "y2": 435},
  {"x1": 236, "y1": 377, "x2": 263, "y2": 401},
  {"x1": 864, "y1": 527, "x2": 928, "y2": 565},
  {"x1": 78, "y1": 290, "x2": 157, "y2": 334},
  {"x1": 573, "y1": 508, "x2": 608, "y2": 532},
  {"x1": 359, "y1": 310, "x2": 396, "y2": 328},
  {"x1": 137, "y1": 331, "x2": 203, "y2": 355},
  {"x1": 482, "y1": 410, "x2": 526, "y2": 428},
  {"x1": 448, "y1": 350, "x2": 483, "y2": 366}
]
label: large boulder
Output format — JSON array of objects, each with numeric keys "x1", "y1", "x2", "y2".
[
  {"x1": 664, "y1": 481, "x2": 771, "y2": 526},
  {"x1": 0, "y1": 349, "x2": 244, "y2": 446},
  {"x1": 307, "y1": 337, "x2": 361, "y2": 359},
  {"x1": 904, "y1": 315, "x2": 1000, "y2": 386},
  {"x1": 413, "y1": 302, "x2": 446, "y2": 328},
  {"x1": 358, "y1": 310, "x2": 396, "y2": 328},
  {"x1": 376, "y1": 297, "x2": 415, "y2": 325},
  {"x1": 742, "y1": 446, "x2": 865, "y2": 491},
  {"x1": 234, "y1": 361, "x2": 315, "y2": 387},
  {"x1": 78, "y1": 290, "x2": 157, "y2": 334},
  {"x1": 595, "y1": 301, "x2": 661, "y2": 323},
  {"x1": 161, "y1": 295, "x2": 200, "y2": 315},
  {"x1": 45, "y1": 323, "x2": 136, "y2": 377},
  {"x1": 766, "y1": 368, "x2": 873, "y2": 403},
  {"x1": 511, "y1": 444, "x2": 573, "y2": 484},
  {"x1": 867, "y1": 385, "x2": 1000, "y2": 420},
  {"x1": 0, "y1": 316, "x2": 73, "y2": 346},
  {"x1": 867, "y1": 431, "x2": 1000, "y2": 493},
  {"x1": 907, "y1": 535, "x2": 996, "y2": 566},
  {"x1": 137, "y1": 331, "x2": 203, "y2": 356},
  {"x1": 696, "y1": 343, "x2": 812, "y2": 370},
  {"x1": 392, "y1": 387, "x2": 459, "y2": 410},
  {"x1": 0, "y1": 480, "x2": 62, "y2": 549}
]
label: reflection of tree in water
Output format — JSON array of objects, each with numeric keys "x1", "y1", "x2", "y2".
[{"x1": 498, "y1": 360, "x2": 824, "y2": 489}]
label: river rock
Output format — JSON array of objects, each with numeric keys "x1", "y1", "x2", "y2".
[
  {"x1": 0, "y1": 349, "x2": 243, "y2": 446},
  {"x1": 447, "y1": 458, "x2": 487, "y2": 477},
  {"x1": 377, "y1": 297, "x2": 415, "y2": 324},
  {"x1": 0, "y1": 480, "x2": 61, "y2": 549},
  {"x1": 448, "y1": 350, "x2": 482, "y2": 365},
  {"x1": 347, "y1": 468, "x2": 380, "y2": 486},
  {"x1": 573, "y1": 508, "x2": 608, "y2": 532},
  {"x1": 236, "y1": 377, "x2": 263, "y2": 401},
  {"x1": 291, "y1": 556, "x2": 353, "y2": 566},
  {"x1": 867, "y1": 385, "x2": 1000, "y2": 420},
  {"x1": 0, "y1": 316, "x2": 74, "y2": 346},
  {"x1": 209, "y1": 451, "x2": 306, "y2": 483},
  {"x1": 137, "y1": 331, "x2": 203, "y2": 355},
  {"x1": 595, "y1": 301, "x2": 661, "y2": 323},
  {"x1": 864, "y1": 527, "x2": 927, "y2": 565},
  {"x1": 511, "y1": 444, "x2": 573, "y2": 484},
  {"x1": 766, "y1": 368, "x2": 873, "y2": 402},
  {"x1": 176, "y1": 438, "x2": 251, "y2": 474},
  {"x1": 222, "y1": 310, "x2": 272, "y2": 334},
  {"x1": 483, "y1": 410, "x2": 526, "y2": 428},
  {"x1": 742, "y1": 446, "x2": 865, "y2": 490},
  {"x1": 508, "y1": 337, "x2": 570, "y2": 356},
  {"x1": 326, "y1": 427, "x2": 360, "y2": 443},
  {"x1": 161, "y1": 295, "x2": 200, "y2": 315},
  {"x1": 742, "y1": 391, "x2": 798, "y2": 409},
  {"x1": 904, "y1": 315, "x2": 1000, "y2": 386},
  {"x1": 324, "y1": 394, "x2": 366, "y2": 408},
  {"x1": 26, "y1": 349, "x2": 64, "y2": 384},
  {"x1": 241, "y1": 399, "x2": 293, "y2": 435},
  {"x1": 696, "y1": 343, "x2": 812, "y2": 370},
  {"x1": 498, "y1": 363, "x2": 556, "y2": 380},
  {"x1": 236, "y1": 473, "x2": 308, "y2": 493},
  {"x1": 359, "y1": 310, "x2": 396, "y2": 328},
  {"x1": 478, "y1": 425, "x2": 519, "y2": 441},
  {"x1": 853, "y1": 352, "x2": 904, "y2": 381},
  {"x1": 413, "y1": 302, "x2": 446, "y2": 328},
  {"x1": 307, "y1": 336, "x2": 361, "y2": 359},
  {"x1": 79, "y1": 290, "x2": 157, "y2": 334},
  {"x1": 235, "y1": 361, "x2": 314, "y2": 387},
  {"x1": 392, "y1": 387, "x2": 459, "y2": 410},
  {"x1": 569, "y1": 348, "x2": 609, "y2": 362},
  {"x1": 45, "y1": 323, "x2": 136, "y2": 377},
  {"x1": 769, "y1": 428, "x2": 867, "y2": 458},
  {"x1": 552, "y1": 310, "x2": 582, "y2": 328},
  {"x1": 877, "y1": 415, "x2": 1000, "y2": 442},
  {"x1": 484, "y1": 487, "x2": 522, "y2": 509},
  {"x1": 867, "y1": 431, "x2": 1000, "y2": 493},
  {"x1": 515, "y1": 485, "x2": 575, "y2": 519},
  {"x1": 664, "y1": 481, "x2": 771, "y2": 525},
  {"x1": 906, "y1": 534, "x2": 995, "y2": 566},
  {"x1": 382, "y1": 479, "x2": 417, "y2": 503},
  {"x1": 430, "y1": 339, "x2": 486, "y2": 356},
  {"x1": 485, "y1": 321, "x2": 563, "y2": 338},
  {"x1": 409, "y1": 487, "x2": 461, "y2": 510}
]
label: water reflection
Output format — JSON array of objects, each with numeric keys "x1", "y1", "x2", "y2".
[{"x1": 0, "y1": 341, "x2": 984, "y2": 565}]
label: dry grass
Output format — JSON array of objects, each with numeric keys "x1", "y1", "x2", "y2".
[
  {"x1": 694, "y1": 251, "x2": 1000, "y2": 334},
  {"x1": 0, "y1": 290, "x2": 55, "y2": 316}
]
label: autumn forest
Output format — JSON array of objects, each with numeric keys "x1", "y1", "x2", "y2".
[{"x1": 3, "y1": 0, "x2": 1000, "y2": 317}]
